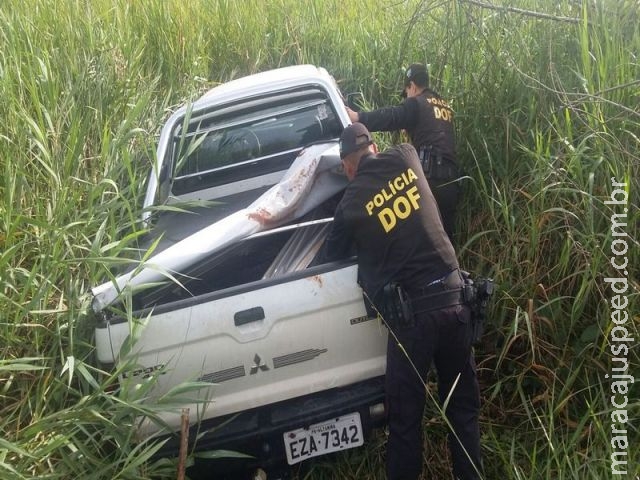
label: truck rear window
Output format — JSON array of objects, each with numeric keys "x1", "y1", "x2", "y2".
[{"x1": 171, "y1": 88, "x2": 342, "y2": 196}]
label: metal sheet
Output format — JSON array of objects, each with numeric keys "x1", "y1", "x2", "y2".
[{"x1": 91, "y1": 142, "x2": 345, "y2": 312}]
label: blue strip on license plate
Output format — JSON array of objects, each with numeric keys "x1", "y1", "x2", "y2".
[{"x1": 283, "y1": 412, "x2": 364, "y2": 465}]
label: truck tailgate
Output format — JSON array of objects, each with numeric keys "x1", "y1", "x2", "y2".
[{"x1": 95, "y1": 263, "x2": 387, "y2": 436}]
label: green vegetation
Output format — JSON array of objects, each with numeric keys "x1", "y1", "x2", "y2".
[{"x1": 1, "y1": 0, "x2": 637, "y2": 478}]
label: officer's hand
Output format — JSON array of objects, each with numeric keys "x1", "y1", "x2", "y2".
[{"x1": 346, "y1": 107, "x2": 359, "y2": 123}]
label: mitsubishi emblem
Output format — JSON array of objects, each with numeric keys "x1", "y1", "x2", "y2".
[{"x1": 250, "y1": 354, "x2": 269, "y2": 374}]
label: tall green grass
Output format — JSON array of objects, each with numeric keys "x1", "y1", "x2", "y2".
[{"x1": 1, "y1": 0, "x2": 638, "y2": 478}]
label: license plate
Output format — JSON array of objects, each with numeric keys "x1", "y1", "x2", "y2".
[{"x1": 283, "y1": 412, "x2": 364, "y2": 465}]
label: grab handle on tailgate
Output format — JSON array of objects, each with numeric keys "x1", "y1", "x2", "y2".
[{"x1": 234, "y1": 306, "x2": 265, "y2": 326}]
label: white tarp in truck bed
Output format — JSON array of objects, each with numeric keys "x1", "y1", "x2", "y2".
[{"x1": 91, "y1": 142, "x2": 346, "y2": 312}]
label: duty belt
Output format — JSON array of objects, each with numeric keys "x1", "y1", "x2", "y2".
[{"x1": 411, "y1": 288, "x2": 466, "y2": 315}]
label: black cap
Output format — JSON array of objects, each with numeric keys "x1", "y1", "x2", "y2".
[
  {"x1": 339, "y1": 123, "x2": 373, "y2": 159},
  {"x1": 404, "y1": 63, "x2": 429, "y2": 88}
]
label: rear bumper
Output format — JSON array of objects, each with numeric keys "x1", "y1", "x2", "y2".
[{"x1": 156, "y1": 376, "x2": 386, "y2": 471}]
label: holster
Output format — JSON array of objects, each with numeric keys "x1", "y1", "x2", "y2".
[
  {"x1": 460, "y1": 271, "x2": 495, "y2": 345},
  {"x1": 364, "y1": 283, "x2": 415, "y2": 330},
  {"x1": 418, "y1": 146, "x2": 458, "y2": 180}
]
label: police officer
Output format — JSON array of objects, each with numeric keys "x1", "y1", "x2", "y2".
[
  {"x1": 324, "y1": 123, "x2": 482, "y2": 480},
  {"x1": 346, "y1": 63, "x2": 460, "y2": 239}
]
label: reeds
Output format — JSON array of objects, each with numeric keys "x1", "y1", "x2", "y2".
[{"x1": 1, "y1": 0, "x2": 637, "y2": 478}]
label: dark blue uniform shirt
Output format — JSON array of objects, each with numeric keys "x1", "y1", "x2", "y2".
[{"x1": 324, "y1": 144, "x2": 458, "y2": 299}]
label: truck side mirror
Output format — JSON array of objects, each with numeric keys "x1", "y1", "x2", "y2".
[{"x1": 345, "y1": 92, "x2": 364, "y2": 112}]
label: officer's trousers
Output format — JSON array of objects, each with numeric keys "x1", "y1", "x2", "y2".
[
  {"x1": 385, "y1": 304, "x2": 482, "y2": 480},
  {"x1": 429, "y1": 177, "x2": 460, "y2": 241}
]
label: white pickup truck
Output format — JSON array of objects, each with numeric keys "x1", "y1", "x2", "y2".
[{"x1": 92, "y1": 65, "x2": 387, "y2": 474}]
